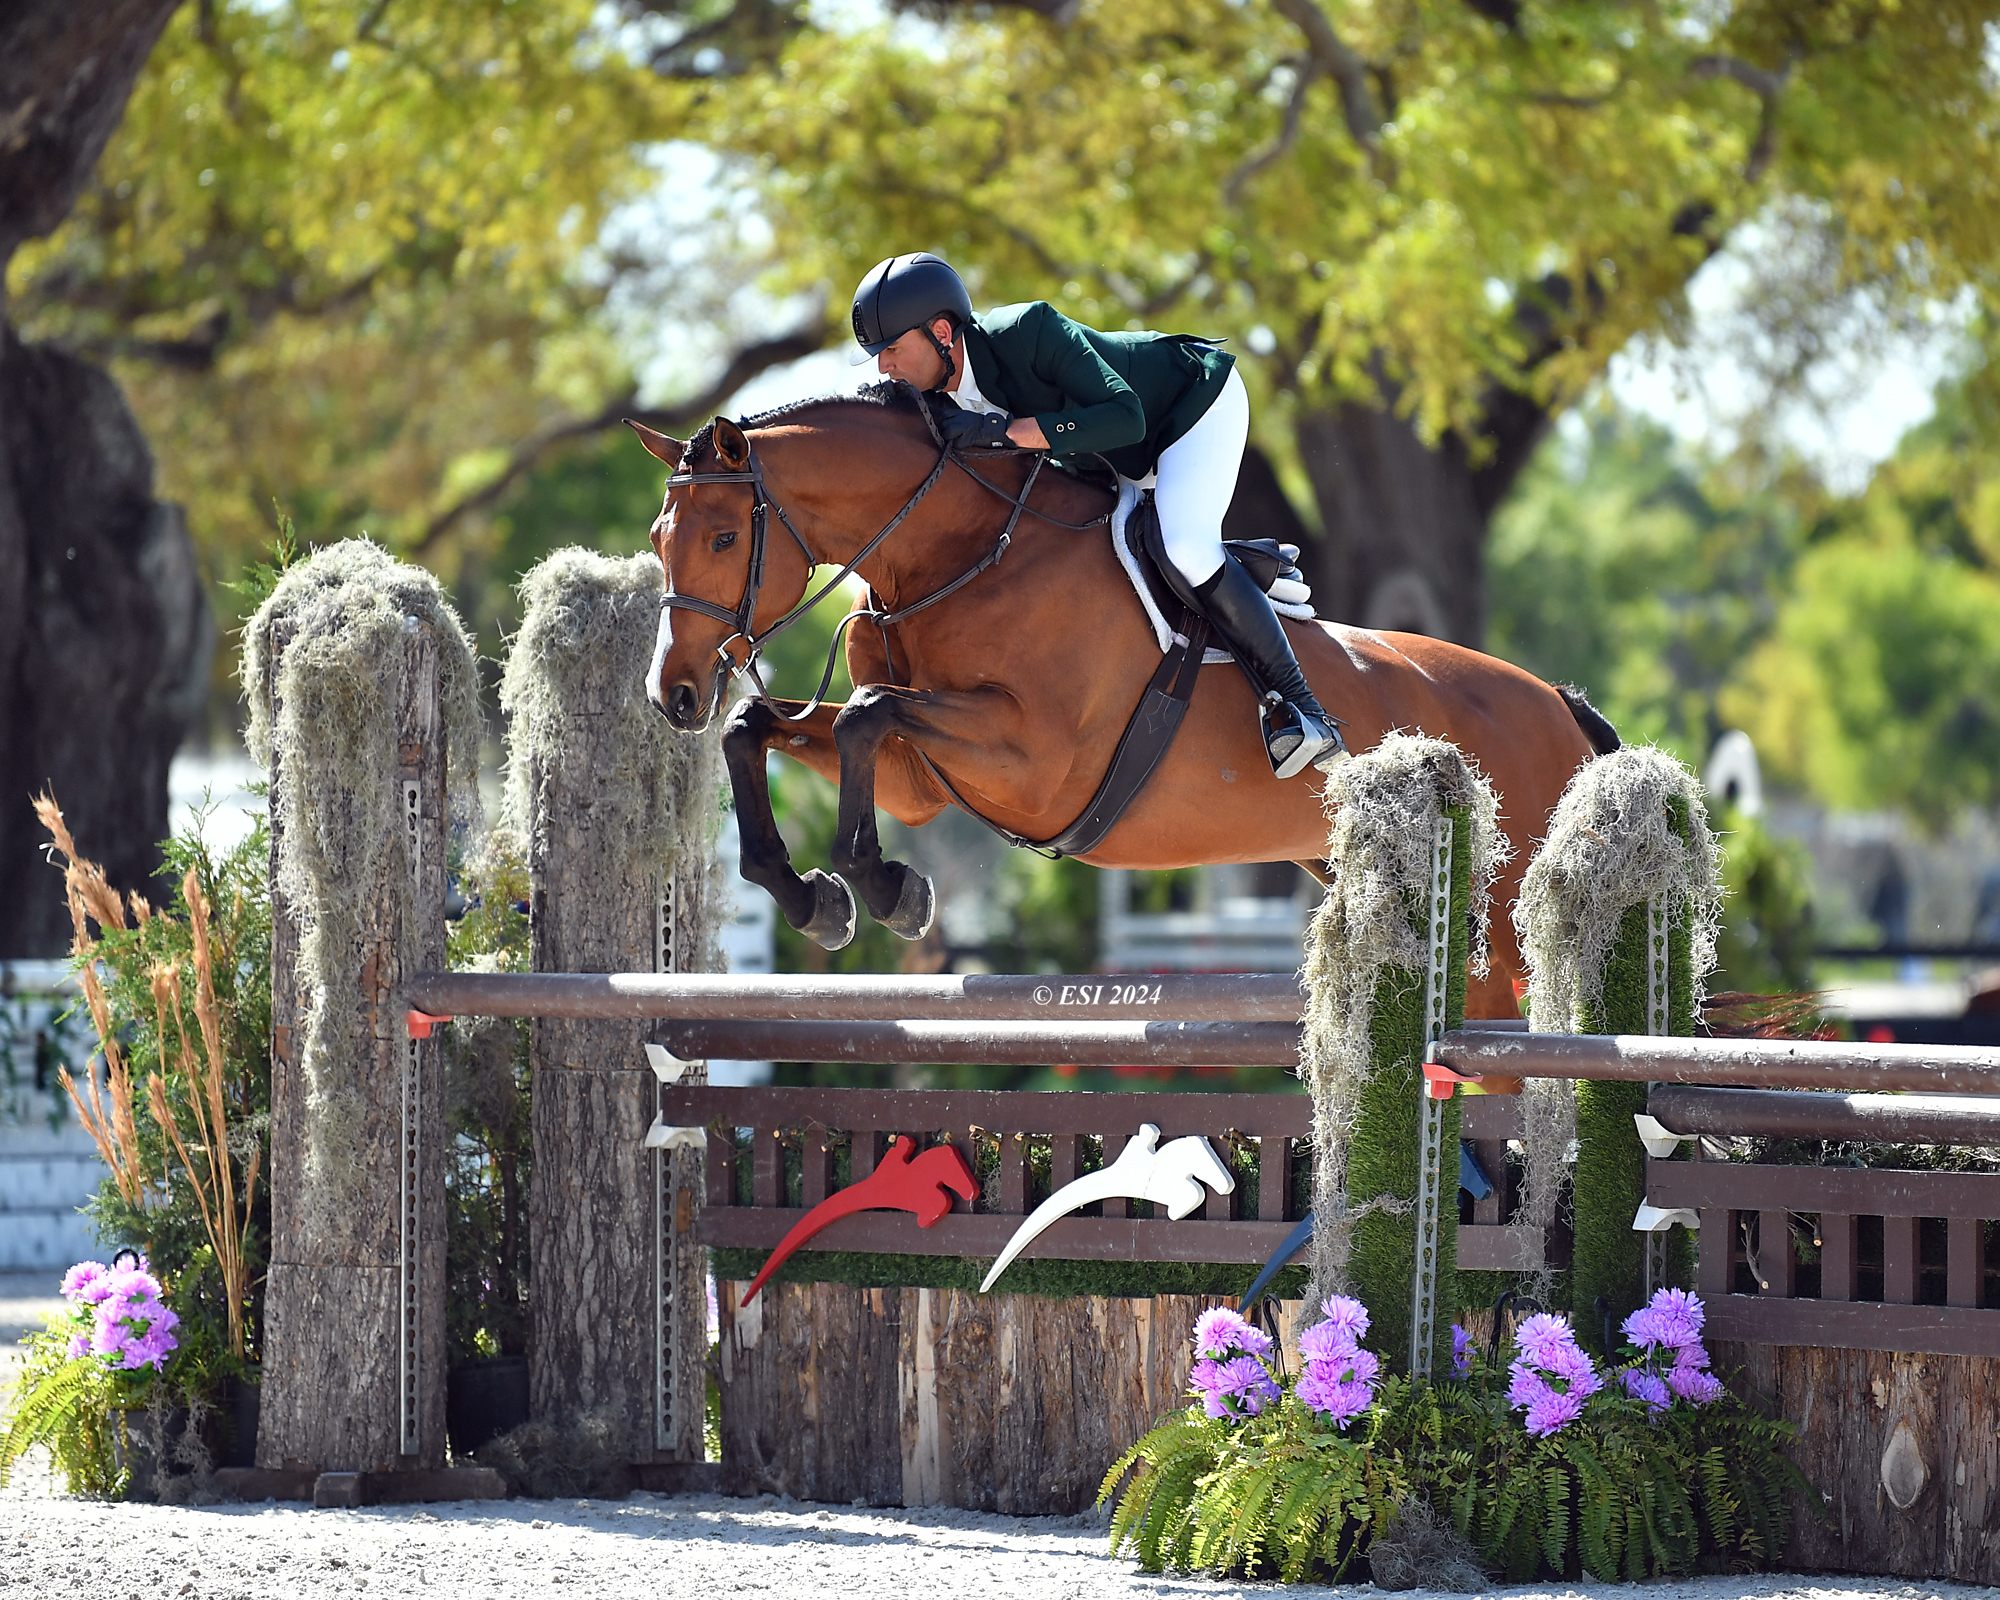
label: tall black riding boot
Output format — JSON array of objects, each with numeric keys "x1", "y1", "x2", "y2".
[{"x1": 1194, "y1": 555, "x2": 1349, "y2": 778}]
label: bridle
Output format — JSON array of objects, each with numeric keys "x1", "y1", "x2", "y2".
[{"x1": 658, "y1": 388, "x2": 1110, "y2": 722}]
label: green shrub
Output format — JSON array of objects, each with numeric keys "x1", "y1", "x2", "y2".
[{"x1": 1101, "y1": 1311, "x2": 1812, "y2": 1584}]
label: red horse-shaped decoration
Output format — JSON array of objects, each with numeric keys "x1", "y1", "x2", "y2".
[{"x1": 742, "y1": 1135, "x2": 979, "y2": 1304}]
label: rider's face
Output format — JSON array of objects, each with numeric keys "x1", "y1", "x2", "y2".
[{"x1": 874, "y1": 319, "x2": 958, "y2": 389}]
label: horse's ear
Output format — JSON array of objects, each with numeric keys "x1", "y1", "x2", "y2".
[
  {"x1": 625, "y1": 418, "x2": 685, "y2": 467},
  {"x1": 713, "y1": 417, "x2": 752, "y2": 470}
]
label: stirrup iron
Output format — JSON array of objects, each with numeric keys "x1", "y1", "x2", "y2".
[{"x1": 1261, "y1": 695, "x2": 1348, "y2": 779}]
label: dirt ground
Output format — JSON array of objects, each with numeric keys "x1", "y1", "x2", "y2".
[{"x1": 2, "y1": 1484, "x2": 1995, "y2": 1600}]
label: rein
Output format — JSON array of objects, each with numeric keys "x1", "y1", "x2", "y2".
[{"x1": 661, "y1": 387, "x2": 1111, "y2": 722}]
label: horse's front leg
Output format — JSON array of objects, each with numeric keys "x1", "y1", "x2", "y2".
[
  {"x1": 721, "y1": 695, "x2": 856, "y2": 951},
  {"x1": 829, "y1": 683, "x2": 1028, "y2": 941}
]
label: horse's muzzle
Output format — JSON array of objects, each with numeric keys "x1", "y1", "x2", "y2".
[{"x1": 661, "y1": 680, "x2": 702, "y2": 730}]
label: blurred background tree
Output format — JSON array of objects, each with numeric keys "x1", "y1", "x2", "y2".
[
  {"x1": 697, "y1": 0, "x2": 2000, "y2": 644},
  {"x1": 8, "y1": 0, "x2": 2000, "y2": 976},
  {"x1": 1724, "y1": 341, "x2": 2000, "y2": 826}
]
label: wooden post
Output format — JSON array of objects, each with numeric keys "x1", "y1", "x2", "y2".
[
  {"x1": 260, "y1": 620, "x2": 448, "y2": 1473},
  {"x1": 1758, "y1": 1209, "x2": 1795, "y2": 1296},
  {"x1": 1883, "y1": 1215, "x2": 1920, "y2": 1306},
  {"x1": 1822, "y1": 1212, "x2": 1859, "y2": 1301},
  {"x1": 527, "y1": 781, "x2": 710, "y2": 1465},
  {"x1": 510, "y1": 554, "x2": 717, "y2": 1470},
  {"x1": 1947, "y1": 1217, "x2": 1983, "y2": 1309}
]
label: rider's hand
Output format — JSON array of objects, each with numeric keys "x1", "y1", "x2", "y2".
[{"x1": 935, "y1": 406, "x2": 1017, "y2": 450}]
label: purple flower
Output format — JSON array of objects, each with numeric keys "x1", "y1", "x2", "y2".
[
  {"x1": 1452, "y1": 1324, "x2": 1473, "y2": 1377},
  {"x1": 1666, "y1": 1363, "x2": 1725, "y2": 1406},
  {"x1": 1298, "y1": 1318, "x2": 1358, "y2": 1365},
  {"x1": 1541, "y1": 1339, "x2": 1600, "y2": 1386},
  {"x1": 1329, "y1": 1345, "x2": 1381, "y2": 1388},
  {"x1": 1524, "y1": 1387, "x2": 1587, "y2": 1437},
  {"x1": 1193, "y1": 1307, "x2": 1272, "y2": 1361},
  {"x1": 61, "y1": 1260, "x2": 113, "y2": 1306},
  {"x1": 1295, "y1": 1301, "x2": 1382, "y2": 1427},
  {"x1": 1296, "y1": 1367, "x2": 1374, "y2": 1428},
  {"x1": 1624, "y1": 1287, "x2": 1704, "y2": 1352},
  {"x1": 1512, "y1": 1313, "x2": 1577, "y2": 1368},
  {"x1": 1670, "y1": 1341, "x2": 1711, "y2": 1373},
  {"x1": 86, "y1": 1263, "x2": 178, "y2": 1372},
  {"x1": 1623, "y1": 1368, "x2": 1671, "y2": 1415},
  {"x1": 1190, "y1": 1353, "x2": 1277, "y2": 1419},
  {"x1": 1506, "y1": 1312, "x2": 1600, "y2": 1438},
  {"x1": 1313, "y1": 1295, "x2": 1370, "y2": 1350}
]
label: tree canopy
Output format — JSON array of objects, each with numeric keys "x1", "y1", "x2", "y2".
[
  {"x1": 3, "y1": 0, "x2": 816, "y2": 606},
  {"x1": 712, "y1": 0, "x2": 2000, "y2": 452}
]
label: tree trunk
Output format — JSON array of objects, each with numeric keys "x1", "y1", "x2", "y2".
[
  {"x1": 1289, "y1": 382, "x2": 1553, "y2": 649},
  {"x1": 1718, "y1": 1339, "x2": 2000, "y2": 1582},
  {"x1": 527, "y1": 702, "x2": 711, "y2": 1466},
  {"x1": 259, "y1": 622, "x2": 449, "y2": 1473},
  {"x1": 0, "y1": 0, "x2": 209, "y2": 958}
]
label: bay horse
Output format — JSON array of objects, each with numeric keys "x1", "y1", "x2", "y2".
[{"x1": 633, "y1": 383, "x2": 1611, "y2": 1018}]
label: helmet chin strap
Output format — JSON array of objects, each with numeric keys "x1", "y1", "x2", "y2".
[{"x1": 924, "y1": 322, "x2": 957, "y2": 389}]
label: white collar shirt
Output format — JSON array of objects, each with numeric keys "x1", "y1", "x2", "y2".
[{"x1": 947, "y1": 360, "x2": 1006, "y2": 417}]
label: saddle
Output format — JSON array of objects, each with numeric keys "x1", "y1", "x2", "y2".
[
  {"x1": 926, "y1": 491, "x2": 1317, "y2": 860},
  {"x1": 1114, "y1": 489, "x2": 1315, "y2": 668}
]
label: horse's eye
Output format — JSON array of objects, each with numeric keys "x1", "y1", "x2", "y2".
[{"x1": 711, "y1": 530, "x2": 738, "y2": 552}]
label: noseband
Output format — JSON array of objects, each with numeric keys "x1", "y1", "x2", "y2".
[{"x1": 660, "y1": 392, "x2": 1110, "y2": 721}]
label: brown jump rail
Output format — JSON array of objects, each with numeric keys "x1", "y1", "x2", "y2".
[
  {"x1": 1436, "y1": 1031, "x2": 2000, "y2": 1094},
  {"x1": 1649, "y1": 1084, "x2": 2000, "y2": 1145},
  {"x1": 406, "y1": 970, "x2": 1309, "y2": 1022}
]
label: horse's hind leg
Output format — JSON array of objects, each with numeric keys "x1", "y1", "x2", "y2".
[
  {"x1": 721, "y1": 697, "x2": 856, "y2": 951},
  {"x1": 828, "y1": 686, "x2": 943, "y2": 940}
]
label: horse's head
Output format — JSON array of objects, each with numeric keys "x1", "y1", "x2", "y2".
[{"x1": 629, "y1": 414, "x2": 816, "y2": 732}]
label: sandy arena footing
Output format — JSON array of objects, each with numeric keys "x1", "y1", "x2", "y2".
[{"x1": 2, "y1": 1485, "x2": 1996, "y2": 1600}]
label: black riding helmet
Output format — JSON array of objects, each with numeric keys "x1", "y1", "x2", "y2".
[{"x1": 849, "y1": 253, "x2": 973, "y2": 373}]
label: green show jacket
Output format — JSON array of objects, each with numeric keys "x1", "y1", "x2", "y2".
[{"x1": 959, "y1": 301, "x2": 1235, "y2": 481}]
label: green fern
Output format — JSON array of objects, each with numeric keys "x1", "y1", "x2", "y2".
[
  {"x1": 0, "y1": 1327, "x2": 128, "y2": 1497},
  {"x1": 1104, "y1": 1341, "x2": 1818, "y2": 1586}
]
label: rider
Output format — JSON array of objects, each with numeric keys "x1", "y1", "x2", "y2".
[{"x1": 849, "y1": 252, "x2": 1348, "y2": 780}]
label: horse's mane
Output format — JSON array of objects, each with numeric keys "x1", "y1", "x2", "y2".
[
  {"x1": 689, "y1": 380, "x2": 1118, "y2": 504},
  {"x1": 686, "y1": 381, "x2": 925, "y2": 463}
]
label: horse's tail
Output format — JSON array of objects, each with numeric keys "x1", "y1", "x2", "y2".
[{"x1": 1555, "y1": 683, "x2": 1621, "y2": 755}]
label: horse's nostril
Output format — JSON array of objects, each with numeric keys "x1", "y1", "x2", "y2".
[{"x1": 668, "y1": 682, "x2": 698, "y2": 725}]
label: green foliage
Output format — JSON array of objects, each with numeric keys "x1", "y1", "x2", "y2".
[
  {"x1": 1488, "y1": 410, "x2": 1805, "y2": 756},
  {"x1": 1712, "y1": 805, "x2": 1817, "y2": 995},
  {"x1": 9, "y1": 0, "x2": 685, "y2": 600},
  {"x1": 712, "y1": 2, "x2": 2000, "y2": 454},
  {"x1": 988, "y1": 853, "x2": 1100, "y2": 976},
  {"x1": 442, "y1": 838, "x2": 534, "y2": 1364},
  {"x1": 1436, "y1": 1364, "x2": 1806, "y2": 1582},
  {"x1": 709, "y1": 1246, "x2": 1306, "y2": 1302},
  {"x1": 78, "y1": 812, "x2": 273, "y2": 1387},
  {"x1": 1102, "y1": 1400, "x2": 1396, "y2": 1582},
  {"x1": 0, "y1": 1323, "x2": 129, "y2": 1497},
  {"x1": 1104, "y1": 1343, "x2": 1812, "y2": 1583},
  {"x1": 1346, "y1": 807, "x2": 1468, "y2": 1375},
  {"x1": 1718, "y1": 337, "x2": 2000, "y2": 823},
  {"x1": 1726, "y1": 518, "x2": 2000, "y2": 827},
  {"x1": 0, "y1": 993, "x2": 94, "y2": 1131}
]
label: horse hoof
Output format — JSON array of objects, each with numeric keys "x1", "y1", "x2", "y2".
[
  {"x1": 797, "y1": 870, "x2": 856, "y2": 951},
  {"x1": 882, "y1": 869, "x2": 936, "y2": 941}
]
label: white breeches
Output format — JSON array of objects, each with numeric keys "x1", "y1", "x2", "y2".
[{"x1": 1124, "y1": 364, "x2": 1248, "y2": 587}]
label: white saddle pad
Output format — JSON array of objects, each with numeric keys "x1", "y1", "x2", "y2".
[{"x1": 1109, "y1": 481, "x2": 1316, "y2": 665}]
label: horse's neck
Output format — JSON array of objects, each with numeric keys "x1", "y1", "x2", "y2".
[{"x1": 801, "y1": 437, "x2": 1111, "y2": 604}]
